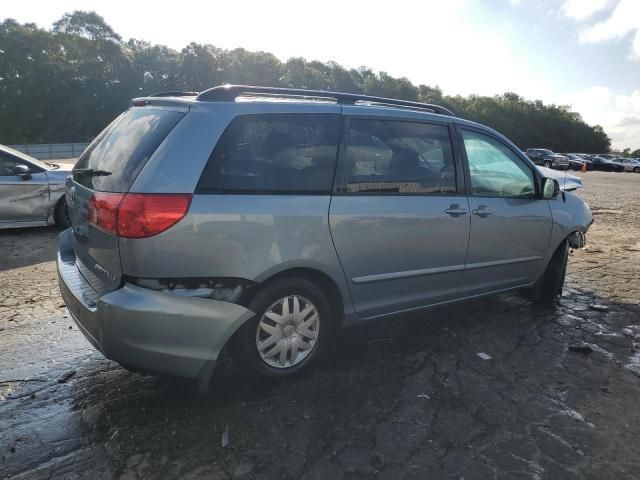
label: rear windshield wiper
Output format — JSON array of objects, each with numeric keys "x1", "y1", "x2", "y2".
[{"x1": 73, "y1": 168, "x2": 112, "y2": 177}]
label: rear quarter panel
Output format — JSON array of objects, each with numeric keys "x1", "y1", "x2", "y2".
[
  {"x1": 118, "y1": 195, "x2": 355, "y2": 318},
  {"x1": 122, "y1": 100, "x2": 355, "y2": 318}
]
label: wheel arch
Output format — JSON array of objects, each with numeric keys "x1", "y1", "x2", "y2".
[
  {"x1": 534, "y1": 231, "x2": 576, "y2": 286},
  {"x1": 242, "y1": 266, "x2": 347, "y2": 329}
]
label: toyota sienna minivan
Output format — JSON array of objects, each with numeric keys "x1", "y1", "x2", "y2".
[{"x1": 58, "y1": 85, "x2": 592, "y2": 387}]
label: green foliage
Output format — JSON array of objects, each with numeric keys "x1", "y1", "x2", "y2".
[
  {"x1": 53, "y1": 11, "x2": 121, "y2": 42},
  {"x1": 0, "y1": 12, "x2": 612, "y2": 153}
]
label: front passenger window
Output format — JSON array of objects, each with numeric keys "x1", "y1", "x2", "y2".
[{"x1": 462, "y1": 129, "x2": 535, "y2": 198}]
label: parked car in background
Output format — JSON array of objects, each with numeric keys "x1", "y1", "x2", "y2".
[
  {"x1": 563, "y1": 153, "x2": 592, "y2": 171},
  {"x1": 0, "y1": 144, "x2": 72, "y2": 229},
  {"x1": 536, "y1": 165, "x2": 583, "y2": 191},
  {"x1": 57, "y1": 85, "x2": 593, "y2": 385},
  {"x1": 590, "y1": 156, "x2": 625, "y2": 172},
  {"x1": 620, "y1": 158, "x2": 640, "y2": 173},
  {"x1": 525, "y1": 148, "x2": 570, "y2": 170}
]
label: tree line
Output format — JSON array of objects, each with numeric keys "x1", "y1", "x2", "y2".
[{"x1": 0, "y1": 11, "x2": 619, "y2": 154}]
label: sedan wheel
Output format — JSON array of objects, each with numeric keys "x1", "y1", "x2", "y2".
[
  {"x1": 634, "y1": 167, "x2": 640, "y2": 173},
  {"x1": 55, "y1": 196, "x2": 71, "y2": 228},
  {"x1": 256, "y1": 295, "x2": 320, "y2": 368}
]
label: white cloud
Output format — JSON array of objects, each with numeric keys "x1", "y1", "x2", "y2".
[
  {"x1": 562, "y1": 0, "x2": 640, "y2": 148},
  {"x1": 570, "y1": 86, "x2": 640, "y2": 149},
  {"x1": 562, "y1": 0, "x2": 612, "y2": 20},
  {"x1": 576, "y1": 0, "x2": 640, "y2": 58}
]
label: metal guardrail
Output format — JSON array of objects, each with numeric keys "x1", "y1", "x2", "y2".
[{"x1": 8, "y1": 143, "x2": 89, "y2": 160}]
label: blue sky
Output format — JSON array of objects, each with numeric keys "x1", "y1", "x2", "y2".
[{"x1": 4, "y1": 0, "x2": 640, "y2": 149}]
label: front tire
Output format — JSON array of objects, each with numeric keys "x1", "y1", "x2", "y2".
[
  {"x1": 634, "y1": 167, "x2": 640, "y2": 173},
  {"x1": 233, "y1": 277, "x2": 331, "y2": 377},
  {"x1": 530, "y1": 240, "x2": 569, "y2": 307}
]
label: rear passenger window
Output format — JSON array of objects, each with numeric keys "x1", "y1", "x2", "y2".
[
  {"x1": 344, "y1": 120, "x2": 456, "y2": 194},
  {"x1": 198, "y1": 114, "x2": 341, "y2": 194}
]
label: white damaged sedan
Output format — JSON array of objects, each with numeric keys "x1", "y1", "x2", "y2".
[
  {"x1": 537, "y1": 165, "x2": 583, "y2": 191},
  {"x1": 0, "y1": 144, "x2": 73, "y2": 229}
]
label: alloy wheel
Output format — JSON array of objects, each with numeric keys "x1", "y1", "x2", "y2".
[{"x1": 256, "y1": 295, "x2": 320, "y2": 368}]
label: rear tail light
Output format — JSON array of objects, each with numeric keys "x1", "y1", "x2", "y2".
[
  {"x1": 88, "y1": 193, "x2": 124, "y2": 234},
  {"x1": 118, "y1": 194, "x2": 191, "y2": 238},
  {"x1": 88, "y1": 193, "x2": 191, "y2": 238}
]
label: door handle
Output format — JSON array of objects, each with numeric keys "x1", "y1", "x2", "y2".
[
  {"x1": 472, "y1": 206, "x2": 493, "y2": 217},
  {"x1": 444, "y1": 204, "x2": 468, "y2": 217}
]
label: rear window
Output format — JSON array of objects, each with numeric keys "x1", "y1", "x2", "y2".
[
  {"x1": 197, "y1": 113, "x2": 341, "y2": 194},
  {"x1": 73, "y1": 108, "x2": 185, "y2": 192}
]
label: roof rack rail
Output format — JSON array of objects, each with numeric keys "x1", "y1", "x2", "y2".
[
  {"x1": 195, "y1": 85, "x2": 455, "y2": 117},
  {"x1": 148, "y1": 91, "x2": 199, "y2": 97}
]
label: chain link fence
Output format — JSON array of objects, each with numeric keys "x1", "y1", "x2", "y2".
[{"x1": 8, "y1": 143, "x2": 90, "y2": 160}]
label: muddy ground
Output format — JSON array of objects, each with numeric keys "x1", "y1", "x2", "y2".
[{"x1": 1, "y1": 171, "x2": 639, "y2": 479}]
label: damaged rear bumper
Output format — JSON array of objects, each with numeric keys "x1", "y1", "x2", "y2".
[{"x1": 56, "y1": 229, "x2": 254, "y2": 379}]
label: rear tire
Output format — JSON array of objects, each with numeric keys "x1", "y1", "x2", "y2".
[
  {"x1": 233, "y1": 277, "x2": 332, "y2": 378},
  {"x1": 634, "y1": 167, "x2": 640, "y2": 173},
  {"x1": 54, "y1": 196, "x2": 71, "y2": 228},
  {"x1": 530, "y1": 240, "x2": 569, "y2": 307}
]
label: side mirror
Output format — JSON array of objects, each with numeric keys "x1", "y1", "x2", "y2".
[
  {"x1": 542, "y1": 177, "x2": 560, "y2": 199},
  {"x1": 13, "y1": 164, "x2": 31, "y2": 180}
]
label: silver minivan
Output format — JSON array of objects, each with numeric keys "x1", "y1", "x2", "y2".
[{"x1": 57, "y1": 85, "x2": 592, "y2": 386}]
